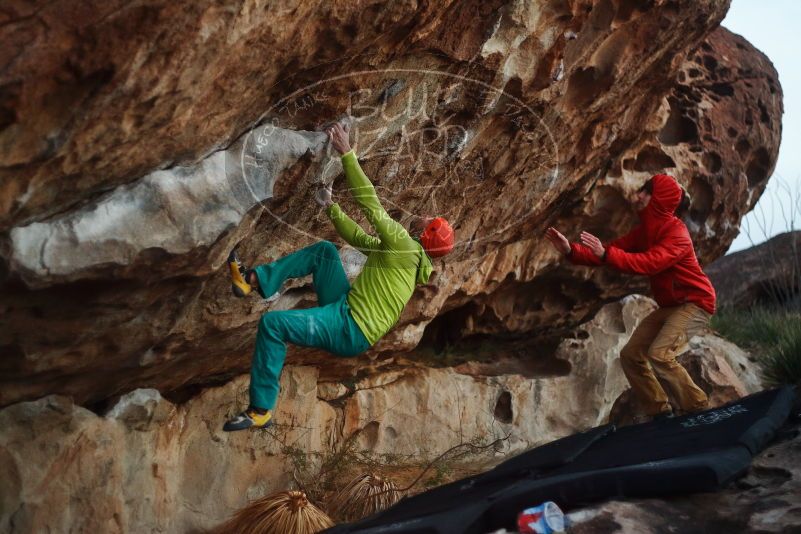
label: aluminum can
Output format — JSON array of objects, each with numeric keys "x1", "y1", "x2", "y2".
[{"x1": 517, "y1": 501, "x2": 566, "y2": 534}]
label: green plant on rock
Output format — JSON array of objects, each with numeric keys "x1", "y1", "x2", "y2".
[
  {"x1": 712, "y1": 308, "x2": 801, "y2": 387},
  {"x1": 424, "y1": 460, "x2": 453, "y2": 488},
  {"x1": 712, "y1": 307, "x2": 788, "y2": 349},
  {"x1": 761, "y1": 314, "x2": 801, "y2": 387}
]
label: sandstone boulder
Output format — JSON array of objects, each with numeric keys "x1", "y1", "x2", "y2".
[
  {"x1": 0, "y1": 296, "x2": 679, "y2": 533},
  {"x1": 0, "y1": 1, "x2": 783, "y2": 408},
  {"x1": 0, "y1": 367, "x2": 335, "y2": 534}
]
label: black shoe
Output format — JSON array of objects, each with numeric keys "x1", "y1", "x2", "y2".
[
  {"x1": 630, "y1": 410, "x2": 673, "y2": 425},
  {"x1": 652, "y1": 411, "x2": 674, "y2": 423},
  {"x1": 228, "y1": 249, "x2": 252, "y2": 297}
]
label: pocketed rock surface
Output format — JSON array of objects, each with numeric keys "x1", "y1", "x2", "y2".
[
  {"x1": 1, "y1": 295, "x2": 763, "y2": 533},
  {"x1": 0, "y1": 1, "x2": 785, "y2": 531},
  {"x1": 0, "y1": 0, "x2": 782, "y2": 407}
]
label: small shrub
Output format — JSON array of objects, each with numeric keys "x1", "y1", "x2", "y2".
[
  {"x1": 762, "y1": 315, "x2": 801, "y2": 386},
  {"x1": 424, "y1": 461, "x2": 453, "y2": 488},
  {"x1": 712, "y1": 307, "x2": 801, "y2": 386},
  {"x1": 712, "y1": 307, "x2": 787, "y2": 349}
]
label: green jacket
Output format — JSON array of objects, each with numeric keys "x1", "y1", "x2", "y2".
[{"x1": 326, "y1": 150, "x2": 433, "y2": 345}]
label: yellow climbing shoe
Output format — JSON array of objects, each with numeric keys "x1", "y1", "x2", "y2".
[
  {"x1": 223, "y1": 408, "x2": 273, "y2": 432},
  {"x1": 228, "y1": 249, "x2": 252, "y2": 297}
]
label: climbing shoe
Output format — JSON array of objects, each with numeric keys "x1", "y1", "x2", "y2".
[
  {"x1": 222, "y1": 407, "x2": 273, "y2": 432},
  {"x1": 228, "y1": 249, "x2": 252, "y2": 298},
  {"x1": 631, "y1": 410, "x2": 674, "y2": 425},
  {"x1": 652, "y1": 411, "x2": 675, "y2": 422}
]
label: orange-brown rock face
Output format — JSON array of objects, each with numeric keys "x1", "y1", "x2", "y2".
[
  {"x1": 0, "y1": 0, "x2": 782, "y2": 408},
  {"x1": 426, "y1": 26, "x2": 783, "y2": 343},
  {"x1": 0, "y1": 296, "x2": 769, "y2": 532}
]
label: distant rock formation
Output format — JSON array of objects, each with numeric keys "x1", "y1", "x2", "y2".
[{"x1": 707, "y1": 231, "x2": 801, "y2": 309}]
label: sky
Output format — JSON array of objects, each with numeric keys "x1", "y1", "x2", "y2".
[{"x1": 723, "y1": 0, "x2": 801, "y2": 253}]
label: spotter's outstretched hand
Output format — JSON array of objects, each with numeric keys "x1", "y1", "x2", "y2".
[
  {"x1": 545, "y1": 227, "x2": 571, "y2": 255},
  {"x1": 580, "y1": 231, "x2": 605, "y2": 259},
  {"x1": 314, "y1": 183, "x2": 333, "y2": 208}
]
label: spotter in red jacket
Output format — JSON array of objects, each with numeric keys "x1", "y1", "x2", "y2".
[{"x1": 569, "y1": 174, "x2": 716, "y2": 315}]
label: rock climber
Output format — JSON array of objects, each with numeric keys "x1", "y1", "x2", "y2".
[
  {"x1": 222, "y1": 122, "x2": 455, "y2": 431},
  {"x1": 545, "y1": 174, "x2": 716, "y2": 423}
]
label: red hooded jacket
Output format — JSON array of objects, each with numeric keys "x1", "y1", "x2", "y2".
[{"x1": 569, "y1": 174, "x2": 716, "y2": 314}]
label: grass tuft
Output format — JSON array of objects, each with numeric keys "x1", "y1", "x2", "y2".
[{"x1": 712, "y1": 307, "x2": 801, "y2": 386}]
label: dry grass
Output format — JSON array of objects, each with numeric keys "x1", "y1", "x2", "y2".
[
  {"x1": 264, "y1": 416, "x2": 510, "y2": 526},
  {"x1": 213, "y1": 490, "x2": 334, "y2": 534},
  {"x1": 326, "y1": 473, "x2": 404, "y2": 522}
]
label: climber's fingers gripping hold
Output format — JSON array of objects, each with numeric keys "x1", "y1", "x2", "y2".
[
  {"x1": 326, "y1": 123, "x2": 351, "y2": 155},
  {"x1": 314, "y1": 183, "x2": 334, "y2": 208}
]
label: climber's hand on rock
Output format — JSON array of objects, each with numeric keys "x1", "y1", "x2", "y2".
[
  {"x1": 580, "y1": 231, "x2": 605, "y2": 259},
  {"x1": 314, "y1": 183, "x2": 333, "y2": 208},
  {"x1": 326, "y1": 122, "x2": 351, "y2": 155},
  {"x1": 546, "y1": 227, "x2": 571, "y2": 255}
]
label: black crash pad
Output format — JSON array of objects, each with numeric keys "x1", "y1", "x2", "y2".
[{"x1": 325, "y1": 386, "x2": 797, "y2": 534}]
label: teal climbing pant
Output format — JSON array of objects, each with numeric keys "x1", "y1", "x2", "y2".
[{"x1": 249, "y1": 241, "x2": 371, "y2": 410}]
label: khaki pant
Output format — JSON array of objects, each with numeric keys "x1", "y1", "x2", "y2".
[{"x1": 620, "y1": 303, "x2": 710, "y2": 416}]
